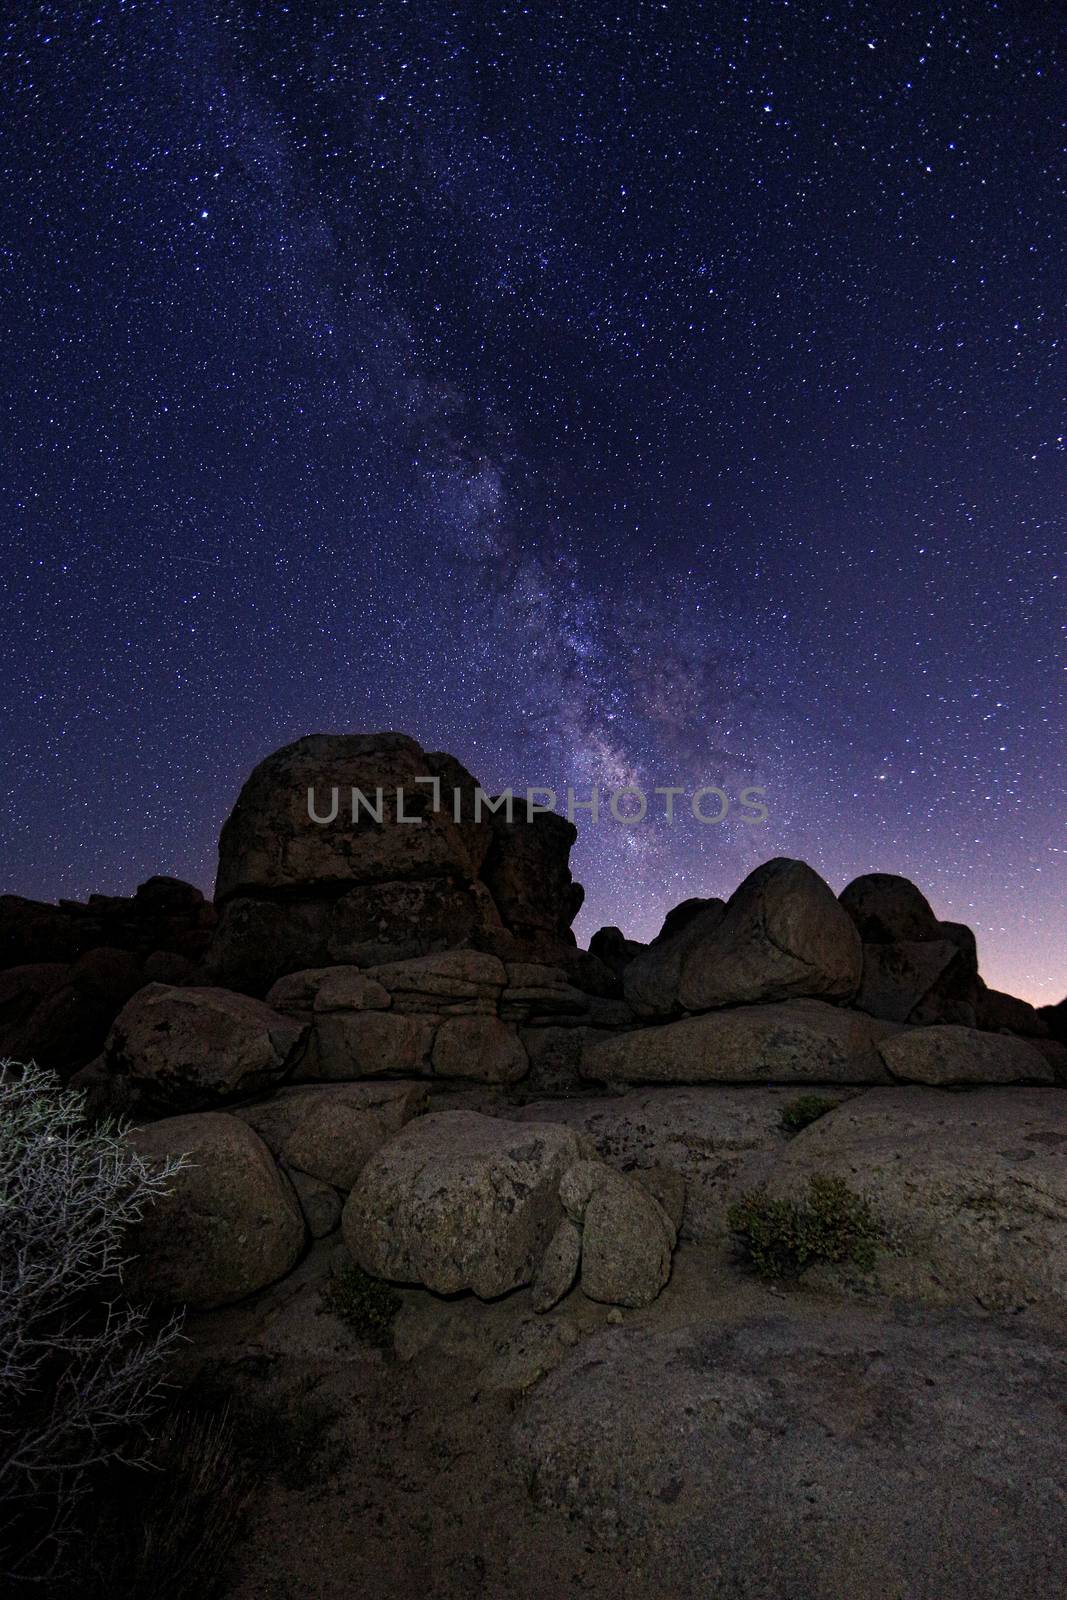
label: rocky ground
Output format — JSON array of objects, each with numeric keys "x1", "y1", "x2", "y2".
[{"x1": 174, "y1": 1086, "x2": 1067, "y2": 1600}]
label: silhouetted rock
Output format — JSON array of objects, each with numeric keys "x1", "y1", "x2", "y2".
[
  {"x1": 1039, "y1": 995, "x2": 1067, "y2": 1044},
  {"x1": 652, "y1": 896, "x2": 724, "y2": 944},
  {"x1": 839, "y1": 872, "x2": 940, "y2": 943},
  {"x1": 624, "y1": 899, "x2": 727, "y2": 1017},
  {"x1": 977, "y1": 986, "x2": 1049, "y2": 1037},
  {"x1": 588, "y1": 925, "x2": 644, "y2": 980},
  {"x1": 677, "y1": 859, "x2": 862, "y2": 1011}
]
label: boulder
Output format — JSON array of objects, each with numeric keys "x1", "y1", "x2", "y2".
[
  {"x1": 978, "y1": 987, "x2": 1049, "y2": 1038},
  {"x1": 587, "y1": 926, "x2": 644, "y2": 981},
  {"x1": 757, "y1": 1087, "x2": 1067, "y2": 1315},
  {"x1": 102, "y1": 983, "x2": 305, "y2": 1114},
  {"x1": 531, "y1": 1217, "x2": 582, "y2": 1312},
  {"x1": 204, "y1": 896, "x2": 332, "y2": 995},
  {"x1": 327, "y1": 877, "x2": 505, "y2": 967},
  {"x1": 0, "y1": 951, "x2": 146, "y2": 1078},
  {"x1": 286, "y1": 1167, "x2": 342, "y2": 1237},
  {"x1": 265, "y1": 966, "x2": 391, "y2": 1014},
  {"x1": 126, "y1": 1112, "x2": 305, "y2": 1308},
  {"x1": 652, "y1": 896, "x2": 725, "y2": 944},
  {"x1": 677, "y1": 859, "x2": 862, "y2": 1012},
  {"x1": 582, "y1": 1000, "x2": 894, "y2": 1086},
  {"x1": 366, "y1": 950, "x2": 506, "y2": 1013},
  {"x1": 231, "y1": 1080, "x2": 426, "y2": 1158},
  {"x1": 1040, "y1": 995, "x2": 1067, "y2": 1044},
  {"x1": 876, "y1": 1024, "x2": 1053, "y2": 1085},
  {"x1": 623, "y1": 900, "x2": 727, "y2": 1017},
  {"x1": 299, "y1": 1009, "x2": 435, "y2": 1080},
  {"x1": 431, "y1": 1015, "x2": 529, "y2": 1083},
  {"x1": 215, "y1": 733, "x2": 490, "y2": 902},
  {"x1": 853, "y1": 939, "x2": 961, "y2": 1023},
  {"x1": 480, "y1": 809, "x2": 584, "y2": 947},
  {"x1": 343, "y1": 1110, "x2": 583, "y2": 1298},
  {"x1": 573, "y1": 1165, "x2": 676, "y2": 1308},
  {"x1": 512, "y1": 1311, "x2": 1067, "y2": 1597},
  {"x1": 839, "y1": 872, "x2": 941, "y2": 943}
]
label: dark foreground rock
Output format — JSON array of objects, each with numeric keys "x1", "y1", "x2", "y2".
[{"x1": 513, "y1": 1310, "x2": 1067, "y2": 1600}]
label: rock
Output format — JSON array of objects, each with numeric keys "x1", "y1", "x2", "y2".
[
  {"x1": 513, "y1": 1087, "x2": 849, "y2": 1244},
  {"x1": 215, "y1": 733, "x2": 490, "y2": 902},
  {"x1": 759, "y1": 1087, "x2": 1067, "y2": 1314},
  {"x1": 285, "y1": 1167, "x2": 342, "y2": 1237},
  {"x1": 531, "y1": 1218, "x2": 582, "y2": 1312},
  {"x1": 876, "y1": 1024, "x2": 1053, "y2": 1085},
  {"x1": 839, "y1": 872, "x2": 941, "y2": 943},
  {"x1": 500, "y1": 964, "x2": 589, "y2": 1023},
  {"x1": 480, "y1": 809, "x2": 584, "y2": 947},
  {"x1": 853, "y1": 939, "x2": 961, "y2": 1023},
  {"x1": 0, "y1": 882, "x2": 213, "y2": 972},
  {"x1": 343, "y1": 1110, "x2": 582, "y2": 1298},
  {"x1": 588, "y1": 926, "x2": 644, "y2": 981},
  {"x1": 204, "y1": 896, "x2": 332, "y2": 996},
  {"x1": 327, "y1": 877, "x2": 505, "y2": 967},
  {"x1": 264, "y1": 966, "x2": 390, "y2": 1014},
  {"x1": 1040, "y1": 995, "x2": 1067, "y2": 1044},
  {"x1": 978, "y1": 987, "x2": 1049, "y2": 1038},
  {"x1": 102, "y1": 983, "x2": 305, "y2": 1114},
  {"x1": 141, "y1": 949, "x2": 199, "y2": 985},
  {"x1": 299, "y1": 1009, "x2": 435, "y2": 1080},
  {"x1": 582, "y1": 1000, "x2": 894, "y2": 1085},
  {"x1": 677, "y1": 859, "x2": 862, "y2": 1012},
  {"x1": 653, "y1": 896, "x2": 725, "y2": 944},
  {"x1": 431, "y1": 1015, "x2": 529, "y2": 1083},
  {"x1": 558, "y1": 1158, "x2": 604, "y2": 1223},
  {"x1": 0, "y1": 952, "x2": 146, "y2": 1078},
  {"x1": 578, "y1": 1166, "x2": 676, "y2": 1307},
  {"x1": 630, "y1": 1165, "x2": 686, "y2": 1230},
  {"x1": 282, "y1": 1101, "x2": 388, "y2": 1189},
  {"x1": 512, "y1": 1310, "x2": 1067, "y2": 1596},
  {"x1": 623, "y1": 900, "x2": 727, "y2": 1017},
  {"x1": 1028, "y1": 1037, "x2": 1067, "y2": 1080},
  {"x1": 126, "y1": 1112, "x2": 305, "y2": 1308},
  {"x1": 366, "y1": 950, "x2": 506, "y2": 1013},
  {"x1": 231, "y1": 1080, "x2": 427, "y2": 1157}
]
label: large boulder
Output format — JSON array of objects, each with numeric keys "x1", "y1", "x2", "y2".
[
  {"x1": 126, "y1": 1112, "x2": 305, "y2": 1308},
  {"x1": 343, "y1": 1110, "x2": 583, "y2": 1298},
  {"x1": 431, "y1": 1015, "x2": 529, "y2": 1083},
  {"x1": 876, "y1": 1024, "x2": 1053, "y2": 1085},
  {"x1": 513, "y1": 1311, "x2": 1067, "y2": 1598},
  {"x1": 559, "y1": 1160, "x2": 676, "y2": 1307},
  {"x1": 102, "y1": 983, "x2": 305, "y2": 1114},
  {"x1": 298, "y1": 1009, "x2": 435, "y2": 1080},
  {"x1": 582, "y1": 1000, "x2": 894, "y2": 1086},
  {"x1": 326, "y1": 878, "x2": 505, "y2": 967},
  {"x1": 839, "y1": 872, "x2": 941, "y2": 943},
  {"x1": 853, "y1": 939, "x2": 962, "y2": 1024},
  {"x1": 677, "y1": 859, "x2": 861, "y2": 1012},
  {"x1": 978, "y1": 987, "x2": 1049, "y2": 1038},
  {"x1": 231, "y1": 1079, "x2": 426, "y2": 1166},
  {"x1": 623, "y1": 900, "x2": 727, "y2": 1017},
  {"x1": 756, "y1": 1087, "x2": 1067, "y2": 1315},
  {"x1": 480, "y1": 810, "x2": 584, "y2": 954}
]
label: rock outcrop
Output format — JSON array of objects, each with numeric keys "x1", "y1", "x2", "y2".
[{"x1": 206, "y1": 733, "x2": 585, "y2": 993}]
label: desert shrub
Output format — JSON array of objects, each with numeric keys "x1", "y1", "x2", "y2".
[
  {"x1": 727, "y1": 1174, "x2": 882, "y2": 1280},
  {"x1": 0, "y1": 1060, "x2": 187, "y2": 1583},
  {"x1": 322, "y1": 1262, "x2": 401, "y2": 1349},
  {"x1": 779, "y1": 1094, "x2": 840, "y2": 1135}
]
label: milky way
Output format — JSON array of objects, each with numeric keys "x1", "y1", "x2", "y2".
[{"x1": 2, "y1": 4, "x2": 1063, "y2": 999}]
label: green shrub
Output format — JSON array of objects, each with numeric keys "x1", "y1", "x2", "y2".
[
  {"x1": 779, "y1": 1094, "x2": 840, "y2": 1135},
  {"x1": 727, "y1": 1174, "x2": 882, "y2": 1280},
  {"x1": 322, "y1": 1263, "x2": 400, "y2": 1349}
]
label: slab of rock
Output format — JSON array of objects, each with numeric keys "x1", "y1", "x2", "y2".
[
  {"x1": 513, "y1": 1310, "x2": 1067, "y2": 1597},
  {"x1": 343, "y1": 1110, "x2": 582, "y2": 1298},
  {"x1": 480, "y1": 809, "x2": 584, "y2": 945},
  {"x1": 877, "y1": 1024, "x2": 1053, "y2": 1085},
  {"x1": 514, "y1": 1087, "x2": 852, "y2": 1243},
  {"x1": 366, "y1": 950, "x2": 506, "y2": 1013},
  {"x1": 677, "y1": 859, "x2": 861, "y2": 1012},
  {"x1": 839, "y1": 872, "x2": 941, "y2": 943},
  {"x1": 431, "y1": 1015, "x2": 529, "y2": 1083},
  {"x1": 203, "y1": 895, "x2": 332, "y2": 995},
  {"x1": 102, "y1": 983, "x2": 304, "y2": 1114},
  {"x1": 500, "y1": 963, "x2": 589, "y2": 1022},
  {"x1": 126, "y1": 1112, "x2": 305, "y2": 1308},
  {"x1": 299, "y1": 1009, "x2": 435, "y2": 1080},
  {"x1": 264, "y1": 966, "x2": 391, "y2": 1014},
  {"x1": 582, "y1": 1000, "x2": 894, "y2": 1086},
  {"x1": 531, "y1": 1217, "x2": 582, "y2": 1312},
  {"x1": 758, "y1": 1086, "x2": 1067, "y2": 1314},
  {"x1": 623, "y1": 901, "x2": 728, "y2": 1017},
  {"x1": 327, "y1": 877, "x2": 505, "y2": 967}
]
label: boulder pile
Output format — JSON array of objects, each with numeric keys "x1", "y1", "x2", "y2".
[{"x1": 4, "y1": 731, "x2": 1060, "y2": 1324}]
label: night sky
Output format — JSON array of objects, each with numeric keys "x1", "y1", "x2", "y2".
[{"x1": 2, "y1": 3, "x2": 1064, "y2": 1001}]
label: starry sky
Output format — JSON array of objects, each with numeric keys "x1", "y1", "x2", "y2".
[{"x1": 2, "y1": 2, "x2": 1064, "y2": 1001}]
